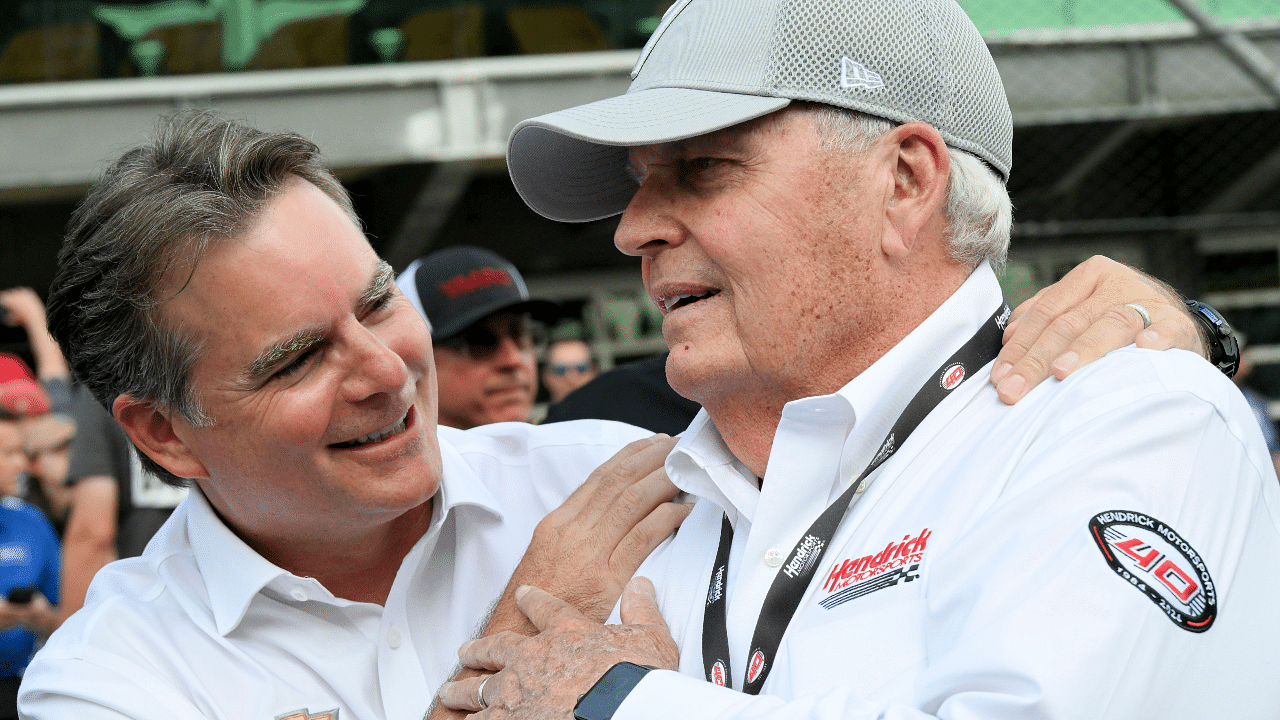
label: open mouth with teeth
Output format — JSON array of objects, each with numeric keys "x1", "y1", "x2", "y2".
[
  {"x1": 330, "y1": 408, "x2": 413, "y2": 449},
  {"x1": 660, "y1": 289, "x2": 721, "y2": 313}
]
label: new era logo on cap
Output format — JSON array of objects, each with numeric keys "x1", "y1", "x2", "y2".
[{"x1": 839, "y1": 57, "x2": 884, "y2": 90}]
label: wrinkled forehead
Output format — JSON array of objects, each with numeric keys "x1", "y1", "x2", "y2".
[
  {"x1": 548, "y1": 341, "x2": 592, "y2": 362},
  {"x1": 628, "y1": 110, "x2": 789, "y2": 170}
]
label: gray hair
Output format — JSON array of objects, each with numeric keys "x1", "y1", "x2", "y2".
[
  {"x1": 46, "y1": 110, "x2": 356, "y2": 487},
  {"x1": 807, "y1": 105, "x2": 1012, "y2": 270}
]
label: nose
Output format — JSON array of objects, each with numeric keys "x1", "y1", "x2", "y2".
[
  {"x1": 491, "y1": 335, "x2": 533, "y2": 372},
  {"x1": 340, "y1": 323, "x2": 411, "y2": 403},
  {"x1": 613, "y1": 176, "x2": 687, "y2": 259}
]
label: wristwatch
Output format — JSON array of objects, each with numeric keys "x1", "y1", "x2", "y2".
[
  {"x1": 1184, "y1": 300, "x2": 1240, "y2": 378},
  {"x1": 573, "y1": 662, "x2": 655, "y2": 720}
]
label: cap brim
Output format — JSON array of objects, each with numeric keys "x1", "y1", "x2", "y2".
[
  {"x1": 508, "y1": 88, "x2": 790, "y2": 223},
  {"x1": 431, "y1": 299, "x2": 562, "y2": 342}
]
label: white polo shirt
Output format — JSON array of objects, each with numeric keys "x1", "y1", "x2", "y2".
[
  {"x1": 617, "y1": 264, "x2": 1280, "y2": 719},
  {"x1": 19, "y1": 420, "x2": 650, "y2": 720}
]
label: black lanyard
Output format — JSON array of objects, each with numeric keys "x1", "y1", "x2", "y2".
[{"x1": 701, "y1": 301, "x2": 1009, "y2": 694}]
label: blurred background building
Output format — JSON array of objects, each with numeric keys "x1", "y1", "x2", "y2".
[{"x1": 5, "y1": 0, "x2": 1280, "y2": 415}]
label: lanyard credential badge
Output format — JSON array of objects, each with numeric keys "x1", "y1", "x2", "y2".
[{"x1": 702, "y1": 301, "x2": 1009, "y2": 694}]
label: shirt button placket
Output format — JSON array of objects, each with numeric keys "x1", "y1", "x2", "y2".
[{"x1": 764, "y1": 547, "x2": 785, "y2": 567}]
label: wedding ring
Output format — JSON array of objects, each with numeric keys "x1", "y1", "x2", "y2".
[
  {"x1": 1124, "y1": 302, "x2": 1151, "y2": 329},
  {"x1": 477, "y1": 675, "x2": 491, "y2": 710}
]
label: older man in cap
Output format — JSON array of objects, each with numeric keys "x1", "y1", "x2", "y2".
[
  {"x1": 440, "y1": 0, "x2": 1279, "y2": 718},
  {"x1": 398, "y1": 246, "x2": 558, "y2": 430}
]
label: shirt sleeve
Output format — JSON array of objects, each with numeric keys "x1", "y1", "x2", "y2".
[
  {"x1": 20, "y1": 655, "x2": 212, "y2": 720},
  {"x1": 617, "y1": 366, "x2": 1280, "y2": 719}
]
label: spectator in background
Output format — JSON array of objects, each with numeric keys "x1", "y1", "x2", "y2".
[
  {"x1": 20, "y1": 414, "x2": 74, "y2": 535},
  {"x1": 543, "y1": 351, "x2": 701, "y2": 436},
  {"x1": 396, "y1": 246, "x2": 558, "y2": 429},
  {"x1": 1233, "y1": 333, "x2": 1280, "y2": 480},
  {"x1": 0, "y1": 289, "x2": 71, "y2": 415},
  {"x1": 0, "y1": 352, "x2": 73, "y2": 531},
  {"x1": 542, "y1": 338, "x2": 598, "y2": 402},
  {"x1": 0, "y1": 355, "x2": 51, "y2": 430},
  {"x1": 0, "y1": 288, "x2": 162, "y2": 624},
  {"x1": 0, "y1": 289, "x2": 76, "y2": 533},
  {"x1": 0, "y1": 411, "x2": 59, "y2": 720}
]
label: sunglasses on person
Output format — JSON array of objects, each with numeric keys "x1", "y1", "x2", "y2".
[
  {"x1": 548, "y1": 362, "x2": 593, "y2": 376},
  {"x1": 437, "y1": 314, "x2": 544, "y2": 360}
]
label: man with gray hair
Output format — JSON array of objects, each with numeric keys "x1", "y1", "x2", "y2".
[{"x1": 439, "y1": 0, "x2": 1280, "y2": 718}]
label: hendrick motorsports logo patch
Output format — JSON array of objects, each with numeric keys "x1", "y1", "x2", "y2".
[{"x1": 1089, "y1": 510, "x2": 1216, "y2": 633}]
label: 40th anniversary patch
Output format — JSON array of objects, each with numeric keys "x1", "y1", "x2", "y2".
[{"x1": 1089, "y1": 510, "x2": 1216, "y2": 633}]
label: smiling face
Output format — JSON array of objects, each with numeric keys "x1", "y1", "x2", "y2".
[
  {"x1": 615, "y1": 108, "x2": 907, "y2": 418},
  {"x1": 151, "y1": 177, "x2": 441, "y2": 551}
]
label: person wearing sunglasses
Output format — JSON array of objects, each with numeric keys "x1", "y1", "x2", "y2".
[
  {"x1": 397, "y1": 246, "x2": 559, "y2": 430},
  {"x1": 543, "y1": 339, "x2": 599, "y2": 403}
]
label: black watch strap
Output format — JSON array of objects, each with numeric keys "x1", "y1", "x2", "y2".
[
  {"x1": 573, "y1": 662, "x2": 656, "y2": 720},
  {"x1": 1184, "y1": 300, "x2": 1240, "y2": 378}
]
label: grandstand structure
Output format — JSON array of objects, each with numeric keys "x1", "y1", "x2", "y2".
[{"x1": 4, "y1": 0, "x2": 1280, "y2": 395}]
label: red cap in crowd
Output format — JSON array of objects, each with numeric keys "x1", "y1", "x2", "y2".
[{"x1": 0, "y1": 353, "x2": 51, "y2": 416}]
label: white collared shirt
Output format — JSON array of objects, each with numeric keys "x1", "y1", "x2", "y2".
[
  {"x1": 616, "y1": 264, "x2": 1280, "y2": 719},
  {"x1": 20, "y1": 419, "x2": 650, "y2": 720}
]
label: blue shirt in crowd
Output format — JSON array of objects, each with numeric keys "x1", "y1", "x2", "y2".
[{"x1": 0, "y1": 497, "x2": 59, "y2": 677}]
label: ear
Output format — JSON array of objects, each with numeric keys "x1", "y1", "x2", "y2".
[
  {"x1": 880, "y1": 122, "x2": 950, "y2": 260},
  {"x1": 112, "y1": 394, "x2": 210, "y2": 480}
]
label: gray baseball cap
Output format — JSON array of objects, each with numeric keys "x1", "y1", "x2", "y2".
[{"x1": 507, "y1": 0, "x2": 1012, "y2": 223}]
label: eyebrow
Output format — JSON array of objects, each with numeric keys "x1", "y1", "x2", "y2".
[
  {"x1": 239, "y1": 260, "x2": 395, "y2": 385},
  {"x1": 361, "y1": 260, "x2": 395, "y2": 308}
]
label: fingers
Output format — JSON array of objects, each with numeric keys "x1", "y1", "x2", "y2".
[
  {"x1": 609, "y1": 499, "x2": 691, "y2": 583},
  {"x1": 1135, "y1": 319, "x2": 1185, "y2": 351},
  {"x1": 458, "y1": 631, "x2": 523, "y2": 671},
  {"x1": 991, "y1": 255, "x2": 1192, "y2": 403},
  {"x1": 595, "y1": 465, "x2": 683, "y2": 554},
  {"x1": 618, "y1": 577, "x2": 667, "y2": 629},
  {"x1": 515, "y1": 584, "x2": 585, "y2": 633},
  {"x1": 552, "y1": 435, "x2": 676, "y2": 526},
  {"x1": 437, "y1": 673, "x2": 492, "y2": 713}
]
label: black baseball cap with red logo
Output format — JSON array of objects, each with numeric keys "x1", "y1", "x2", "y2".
[{"x1": 396, "y1": 246, "x2": 559, "y2": 341}]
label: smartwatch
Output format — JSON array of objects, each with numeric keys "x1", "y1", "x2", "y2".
[
  {"x1": 572, "y1": 662, "x2": 655, "y2": 720},
  {"x1": 1184, "y1": 300, "x2": 1240, "y2": 378}
]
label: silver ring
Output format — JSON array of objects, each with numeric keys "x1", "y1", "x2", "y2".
[
  {"x1": 477, "y1": 675, "x2": 491, "y2": 710},
  {"x1": 1125, "y1": 302, "x2": 1151, "y2": 329}
]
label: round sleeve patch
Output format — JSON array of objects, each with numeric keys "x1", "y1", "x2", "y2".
[{"x1": 1088, "y1": 510, "x2": 1216, "y2": 633}]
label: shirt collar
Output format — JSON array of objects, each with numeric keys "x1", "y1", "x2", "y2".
[
  {"x1": 195, "y1": 430, "x2": 505, "y2": 636},
  {"x1": 667, "y1": 262, "x2": 1005, "y2": 513},
  {"x1": 187, "y1": 487, "x2": 288, "y2": 636}
]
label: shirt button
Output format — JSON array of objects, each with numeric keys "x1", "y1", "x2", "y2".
[
  {"x1": 387, "y1": 627, "x2": 402, "y2": 649},
  {"x1": 290, "y1": 588, "x2": 308, "y2": 602},
  {"x1": 764, "y1": 547, "x2": 785, "y2": 567}
]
